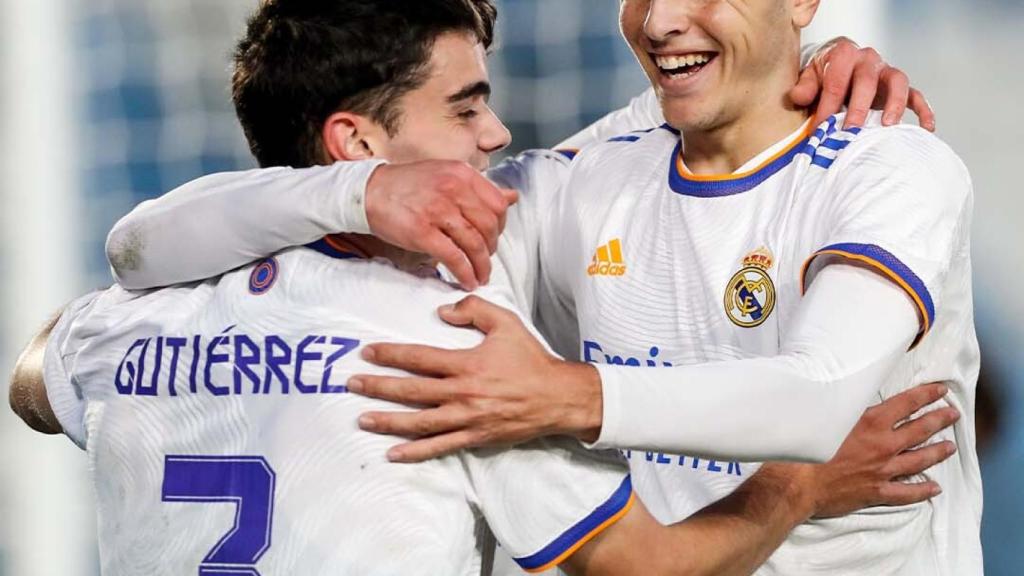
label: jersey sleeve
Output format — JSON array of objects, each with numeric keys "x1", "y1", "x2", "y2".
[
  {"x1": 42, "y1": 291, "x2": 104, "y2": 448},
  {"x1": 802, "y1": 125, "x2": 973, "y2": 343},
  {"x1": 106, "y1": 160, "x2": 387, "y2": 290},
  {"x1": 553, "y1": 88, "x2": 664, "y2": 154},
  {"x1": 461, "y1": 439, "x2": 633, "y2": 573},
  {"x1": 592, "y1": 264, "x2": 920, "y2": 461},
  {"x1": 485, "y1": 150, "x2": 572, "y2": 314}
]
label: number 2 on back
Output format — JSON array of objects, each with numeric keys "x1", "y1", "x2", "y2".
[{"x1": 162, "y1": 455, "x2": 276, "y2": 576}]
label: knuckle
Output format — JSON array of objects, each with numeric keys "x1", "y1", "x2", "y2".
[
  {"x1": 861, "y1": 47, "x2": 881, "y2": 61},
  {"x1": 462, "y1": 294, "x2": 484, "y2": 310},
  {"x1": 832, "y1": 41, "x2": 856, "y2": 58}
]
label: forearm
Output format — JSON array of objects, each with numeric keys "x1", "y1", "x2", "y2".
[
  {"x1": 662, "y1": 464, "x2": 813, "y2": 576},
  {"x1": 575, "y1": 265, "x2": 919, "y2": 462},
  {"x1": 107, "y1": 160, "x2": 385, "y2": 289},
  {"x1": 567, "y1": 466, "x2": 812, "y2": 576}
]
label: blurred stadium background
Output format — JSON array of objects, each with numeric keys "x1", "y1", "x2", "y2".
[{"x1": 0, "y1": 0, "x2": 1020, "y2": 574}]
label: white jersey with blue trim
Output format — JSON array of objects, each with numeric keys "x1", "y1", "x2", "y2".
[
  {"x1": 540, "y1": 112, "x2": 981, "y2": 575},
  {"x1": 43, "y1": 245, "x2": 633, "y2": 576}
]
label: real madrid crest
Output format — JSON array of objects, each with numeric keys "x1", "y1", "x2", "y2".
[{"x1": 724, "y1": 247, "x2": 776, "y2": 328}]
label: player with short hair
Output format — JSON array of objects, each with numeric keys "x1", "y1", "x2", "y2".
[
  {"x1": 306, "y1": 1, "x2": 979, "y2": 575},
  {"x1": 8, "y1": 1, "x2": 957, "y2": 575}
]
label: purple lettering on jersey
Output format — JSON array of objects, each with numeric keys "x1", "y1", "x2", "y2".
[
  {"x1": 165, "y1": 337, "x2": 187, "y2": 397},
  {"x1": 189, "y1": 335, "x2": 201, "y2": 394},
  {"x1": 320, "y1": 337, "x2": 360, "y2": 394},
  {"x1": 582, "y1": 340, "x2": 603, "y2": 363},
  {"x1": 583, "y1": 339, "x2": 672, "y2": 368},
  {"x1": 263, "y1": 336, "x2": 291, "y2": 395},
  {"x1": 137, "y1": 337, "x2": 161, "y2": 396},
  {"x1": 707, "y1": 460, "x2": 722, "y2": 472},
  {"x1": 115, "y1": 331, "x2": 364, "y2": 399},
  {"x1": 115, "y1": 338, "x2": 148, "y2": 395},
  {"x1": 234, "y1": 335, "x2": 262, "y2": 394},
  {"x1": 293, "y1": 336, "x2": 325, "y2": 394},
  {"x1": 656, "y1": 453, "x2": 672, "y2": 464},
  {"x1": 205, "y1": 335, "x2": 231, "y2": 396}
]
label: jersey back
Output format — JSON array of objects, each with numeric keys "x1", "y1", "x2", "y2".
[
  {"x1": 544, "y1": 113, "x2": 982, "y2": 575},
  {"x1": 45, "y1": 247, "x2": 632, "y2": 576}
]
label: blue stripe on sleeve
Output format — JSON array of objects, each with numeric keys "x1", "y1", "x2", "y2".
[{"x1": 514, "y1": 475, "x2": 634, "y2": 572}]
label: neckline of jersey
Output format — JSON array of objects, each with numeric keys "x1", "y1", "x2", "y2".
[
  {"x1": 305, "y1": 236, "x2": 366, "y2": 260},
  {"x1": 668, "y1": 118, "x2": 813, "y2": 198}
]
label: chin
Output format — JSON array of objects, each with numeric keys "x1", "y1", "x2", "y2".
[{"x1": 661, "y1": 102, "x2": 718, "y2": 134}]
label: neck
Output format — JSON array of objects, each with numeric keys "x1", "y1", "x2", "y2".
[
  {"x1": 681, "y1": 60, "x2": 810, "y2": 174},
  {"x1": 327, "y1": 233, "x2": 436, "y2": 273}
]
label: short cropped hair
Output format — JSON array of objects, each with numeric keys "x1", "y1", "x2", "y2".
[{"x1": 232, "y1": 0, "x2": 497, "y2": 168}]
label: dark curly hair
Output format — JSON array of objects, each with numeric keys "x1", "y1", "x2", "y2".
[{"x1": 232, "y1": 0, "x2": 497, "y2": 168}]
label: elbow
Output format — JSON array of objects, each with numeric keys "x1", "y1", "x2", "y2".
[
  {"x1": 105, "y1": 220, "x2": 145, "y2": 289},
  {"x1": 8, "y1": 358, "x2": 61, "y2": 436}
]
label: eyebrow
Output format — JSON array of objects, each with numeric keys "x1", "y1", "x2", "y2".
[{"x1": 447, "y1": 81, "x2": 491, "y2": 104}]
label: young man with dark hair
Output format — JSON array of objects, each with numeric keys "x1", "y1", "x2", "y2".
[
  {"x1": 296, "y1": 1, "x2": 980, "y2": 574},
  {"x1": 11, "y1": 0, "x2": 955, "y2": 574}
]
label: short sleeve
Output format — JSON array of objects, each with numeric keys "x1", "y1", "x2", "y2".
[
  {"x1": 43, "y1": 291, "x2": 102, "y2": 448},
  {"x1": 554, "y1": 88, "x2": 664, "y2": 154},
  {"x1": 801, "y1": 125, "x2": 973, "y2": 342},
  {"x1": 461, "y1": 439, "x2": 633, "y2": 573},
  {"x1": 486, "y1": 150, "x2": 572, "y2": 313}
]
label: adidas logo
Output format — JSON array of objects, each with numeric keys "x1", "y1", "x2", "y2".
[{"x1": 588, "y1": 239, "x2": 627, "y2": 277}]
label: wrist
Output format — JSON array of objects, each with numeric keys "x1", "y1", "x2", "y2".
[
  {"x1": 782, "y1": 464, "x2": 820, "y2": 522},
  {"x1": 552, "y1": 361, "x2": 603, "y2": 443},
  {"x1": 756, "y1": 463, "x2": 818, "y2": 524},
  {"x1": 358, "y1": 160, "x2": 391, "y2": 235}
]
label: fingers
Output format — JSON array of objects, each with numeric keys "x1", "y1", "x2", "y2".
[
  {"x1": 457, "y1": 202, "x2": 501, "y2": 254},
  {"x1": 359, "y1": 405, "x2": 469, "y2": 439},
  {"x1": 385, "y1": 430, "x2": 483, "y2": 463},
  {"x1": 440, "y1": 216, "x2": 492, "y2": 287},
  {"x1": 878, "y1": 66, "x2": 910, "y2": 126},
  {"x1": 813, "y1": 43, "x2": 857, "y2": 127},
  {"x1": 844, "y1": 49, "x2": 884, "y2": 129},
  {"x1": 876, "y1": 479, "x2": 943, "y2": 507},
  {"x1": 359, "y1": 343, "x2": 466, "y2": 376},
  {"x1": 500, "y1": 188, "x2": 519, "y2": 205},
  {"x1": 908, "y1": 88, "x2": 936, "y2": 132},
  {"x1": 893, "y1": 407, "x2": 960, "y2": 452},
  {"x1": 467, "y1": 170, "x2": 513, "y2": 220},
  {"x1": 873, "y1": 382, "x2": 948, "y2": 429},
  {"x1": 789, "y1": 65, "x2": 822, "y2": 107},
  {"x1": 438, "y1": 295, "x2": 520, "y2": 334},
  {"x1": 421, "y1": 230, "x2": 477, "y2": 290},
  {"x1": 347, "y1": 375, "x2": 459, "y2": 408},
  {"x1": 887, "y1": 440, "x2": 957, "y2": 478}
]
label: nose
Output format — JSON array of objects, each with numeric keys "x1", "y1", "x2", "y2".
[
  {"x1": 479, "y1": 106, "x2": 512, "y2": 156},
  {"x1": 644, "y1": 0, "x2": 691, "y2": 43}
]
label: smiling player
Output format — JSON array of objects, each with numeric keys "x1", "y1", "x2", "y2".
[{"x1": 8, "y1": 1, "x2": 958, "y2": 575}]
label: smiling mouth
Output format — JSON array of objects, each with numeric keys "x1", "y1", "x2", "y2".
[{"x1": 652, "y1": 52, "x2": 718, "y2": 79}]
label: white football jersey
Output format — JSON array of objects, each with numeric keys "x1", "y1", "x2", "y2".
[
  {"x1": 44, "y1": 245, "x2": 633, "y2": 576},
  {"x1": 541, "y1": 112, "x2": 982, "y2": 575}
]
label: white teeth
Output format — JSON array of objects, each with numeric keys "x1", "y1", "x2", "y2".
[{"x1": 656, "y1": 53, "x2": 710, "y2": 72}]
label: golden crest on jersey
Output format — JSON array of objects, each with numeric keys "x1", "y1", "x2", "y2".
[{"x1": 724, "y1": 247, "x2": 776, "y2": 328}]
